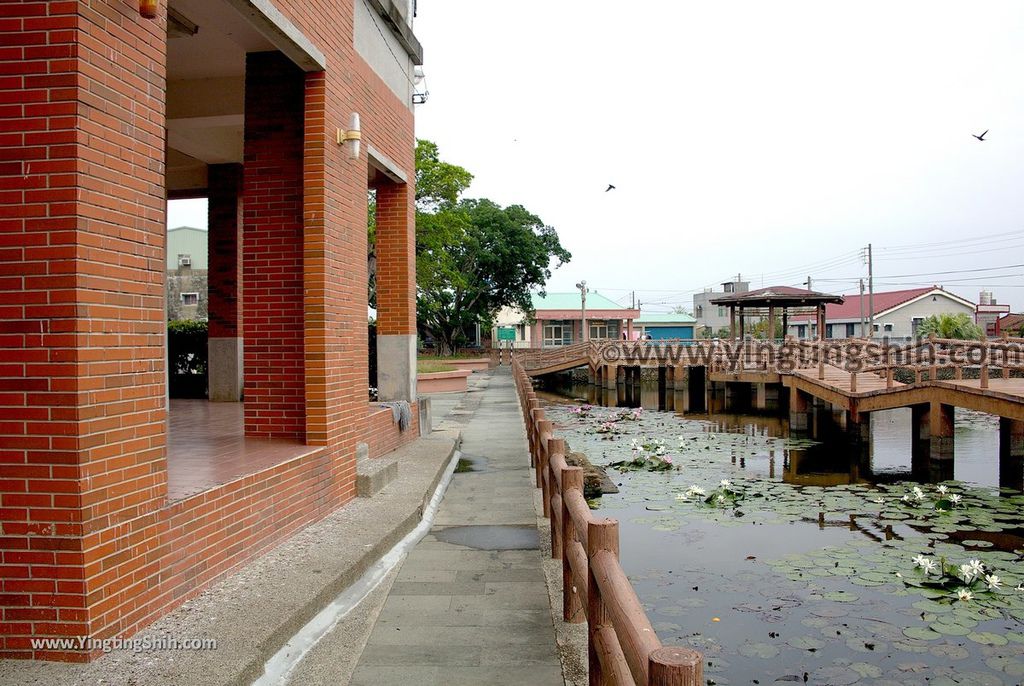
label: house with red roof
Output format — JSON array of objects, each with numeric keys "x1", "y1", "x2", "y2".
[{"x1": 788, "y1": 286, "x2": 976, "y2": 340}]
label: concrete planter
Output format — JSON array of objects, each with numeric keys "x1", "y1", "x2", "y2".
[
  {"x1": 417, "y1": 369, "x2": 471, "y2": 393},
  {"x1": 446, "y1": 358, "x2": 491, "y2": 373}
]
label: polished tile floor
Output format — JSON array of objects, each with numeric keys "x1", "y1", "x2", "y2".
[{"x1": 166, "y1": 400, "x2": 317, "y2": 501}]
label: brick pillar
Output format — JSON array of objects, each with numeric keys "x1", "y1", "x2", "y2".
[
  {"x1": 375, "y1": 182, "x2": 416, "y2": 402},
  {"x1": 0, "y1": 1, "x2": 167, "y2": 658},
  {"x1": 207, "y1": 164, "x2": 243, "y2": 402},
  {"x1": 243, "y1": 53, "x2": 306, "y2": 438}
]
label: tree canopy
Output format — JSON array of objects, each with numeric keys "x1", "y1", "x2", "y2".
[{"x1": 412, "y1": 140, "x2": 570, "y2": 352}]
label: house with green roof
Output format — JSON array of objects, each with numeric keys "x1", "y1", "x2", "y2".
[
  {"x1": 492, "y1": 292, "x2": 640, "y2": 348},
  {"x1": 635, "y1": 312, "x2": 696, "y2": 340}
]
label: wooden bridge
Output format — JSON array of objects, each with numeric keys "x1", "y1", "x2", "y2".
[{"x1": 516, "y1": 336, "x2": 1024, "y2": 482}]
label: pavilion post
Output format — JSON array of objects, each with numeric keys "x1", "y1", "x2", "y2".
[
  {"x1": 768, "y1": 305, "x2": 776, "y2": 342},
  {"x1": 739, "y1": 307, "x2": 745, "y2": 339},
  {"x1": 729, "y1": 306, "x2": 736, "y2": 339}
]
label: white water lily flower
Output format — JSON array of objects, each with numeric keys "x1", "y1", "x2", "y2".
[
  {"x1": 675, "y1": 493, "x2": 689, "y2": 501},
  {"x1": 686, "y1": 485, "x2": 707, "y2": 497},
  {"x1": 967, "y1": 559, "x2": 985, "y2": 577},
  {"x1": 872, "y1": 497, "x2": 885, "y2": 504},
  {"x1": 1015, "y1": 583, "x2": 1024, "y2": 592},
  {"x1": 948, "y1": 493, "x2": 962, "y2": 505},
  {"x1": 719, "y1": 479, "x2": 732, "y2": 489},
  {"x1": 912, "y1": 486, "x2": 925, "y2": 501},
  {"x1": 956, "y1": 588, "x2": 973, "y2": 602},
  {"x1": 985, "y1": 574, "x2": 1002, "y2": 590},
  {"x1": 901, "y1": 494, "x2": 913, "y2": 503},
  {"x1": 937, "y1": 484, "x2": 948, "y2": 495},
  {"x1": 912, "y1": 554, "x2": 929, "y2": 568},
  {"x1": 921, "y1": 559, "x2": 938, "y2": 575},
  {"x1": 959, "y1": 564, "x2": 977, "y2": 583}
]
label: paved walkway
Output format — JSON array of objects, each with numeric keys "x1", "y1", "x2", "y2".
[{"x1": 350, "y1": 367, "x2": 563, "y2": 685}]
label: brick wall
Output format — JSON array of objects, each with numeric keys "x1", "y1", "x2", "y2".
[
  {"x1": 0, "y1": 0, "x2": 418, "y2": 660},
  {"x1": 0, "y1": 0, "x2": 168, "y2": 659},
  {"x1": 366, "y1": 402, "x2": 420, "y2": 459}
]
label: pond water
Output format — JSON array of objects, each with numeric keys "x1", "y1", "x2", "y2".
[{"x1": 540, "y1": 381, "x2": 1024, "y2": 685}]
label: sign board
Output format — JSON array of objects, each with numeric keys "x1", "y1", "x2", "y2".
[{"x1": 497, "y1": 327, "x2": 517, "y2": 341}]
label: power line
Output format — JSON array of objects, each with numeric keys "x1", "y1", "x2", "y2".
[{"x1": 876, "y1": 228, "x2": 1024, "y2": 251}]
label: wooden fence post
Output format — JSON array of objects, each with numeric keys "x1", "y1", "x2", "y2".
[
  {"x1": 548, "y1": 438, "x2": 566, "y2": 557},
  {"x1": 562, "y1": 466, "x2": 585, "y2": 624},
  {"x1": 588, "y1": 518, "x2": 618, "y2": 686},
  {"x1": 649, "y1": 647, "x2": 703, "y2": 686},
  {"x1": 537, "y1": 418, "x2": 553, "y2": 516}
]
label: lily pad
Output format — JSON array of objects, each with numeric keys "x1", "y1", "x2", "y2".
[
  {"x1": 903, "y1": 627, "x2": 942, "y2": 641},
  {"x1": 737, "y1": 641, "x2": 780, "y2": 659},
  {"x1": 968, "y1": 631, "x2": 1009, "y2": 646}
]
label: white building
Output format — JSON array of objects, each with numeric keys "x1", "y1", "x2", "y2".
[{"x1": 787, "y1": 286, "x2": 976, "y2": 340}]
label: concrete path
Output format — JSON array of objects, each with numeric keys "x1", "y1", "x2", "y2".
[{"x1": 350, "y1": 367, "x2": 563, "y2": 686}]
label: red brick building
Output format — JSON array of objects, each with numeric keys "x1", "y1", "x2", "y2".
[{"x1": 1, "y1": 0, "x2": 422, "y2": 660}]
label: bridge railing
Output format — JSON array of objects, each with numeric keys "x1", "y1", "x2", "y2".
[
  {"x1": 511, "y1": 356, "x2": 703, "y2": 685},
  {"x1": 515, "y1": 336, "x2": 1024, "y2": 394}
]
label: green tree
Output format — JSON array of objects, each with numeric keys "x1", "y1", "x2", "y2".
[
  {"x1": 916, "y1": 313, "x2": 984, "y2": 340},
  {"x1": 369, "y1": 139, "x2": 570, "y2": 353},
  {"x1": 418, "y1": 198, "x2": 570, "y2": 353},
  {"x1": 749, "y1": 317, "x2": 784, "y2": 340},
  {"x1": 368, "y1": 140, "x2": 474, "y2": 308}
]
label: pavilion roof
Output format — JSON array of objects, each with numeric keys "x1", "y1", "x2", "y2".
[{"x1": 709, "y1": 285, "x2": 844, "y2": 308}]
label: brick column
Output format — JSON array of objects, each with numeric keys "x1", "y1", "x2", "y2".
[
  {"x1": 207, "y1": 164, "x2": 243, "y2": 402},
  {"x1": 0, "y1": 1, "x2": 167, "y2": 658},
  {"x1": 242, "y1": 53, "x2": 306, "y2": 438},
  {"x1": 375, "y1": 182, "x2": 416, "y2": 402}
]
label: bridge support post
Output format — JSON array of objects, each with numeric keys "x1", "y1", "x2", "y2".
[
  {"x1": 912, "y1": 403, "x2": 955, "y2": 481},
  {"x1": 929, "y1": 402, "x2": 955, "y2": 461},
  {"x1": 789, "y1": 387, "x2": 810, "y2": 432},
  {"x1": 604, "y1": 364, "x2": 618, "y2": 391},
  {"x1": 754, "y1": 382, "x2": 767, "y2": 411},
  {"x1": 999, "y1": 418, "x2": 1024, "y2": 492},
  {"x1": 846, "y1": 410, "x2": 871, "y2": 462},
  {"x1": 674, "y1": 366, "x2": 691, "y2": 413}
]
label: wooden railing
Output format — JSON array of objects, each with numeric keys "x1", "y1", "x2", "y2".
[
  {"x1": 511, "y1": 357, "x2": 703, "y2": 686},
  {"x1": 516, "y1": 336, "x2": 1024, "y2": 396}
]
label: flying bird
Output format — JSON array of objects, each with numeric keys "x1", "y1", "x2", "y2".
[
  {"x1": 605, "y1": 184, "x2": 616, "y2": 192},
  {"x1": 973, "y1": 130, "x2": 988, "y2": 141}
]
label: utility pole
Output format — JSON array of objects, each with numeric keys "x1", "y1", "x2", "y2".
[
  {"x1": 581, "y1": 283, "x2": 588, "y2": 341},
  {"x1": 805, "y1": 276, "x2": 812, "y2": 291},
  {"x1": 867, "y1": 243, "x2": 875, "y2": 339},
  {"x1": 859, "y1": 279, "x2": 866, "y2": 338},
  {"x1": 631, "y1": 290, "x2": 635, "y2": 309}
]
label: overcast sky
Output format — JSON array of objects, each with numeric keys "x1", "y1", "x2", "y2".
[
  {"x1": 411, "y1": 0, "x2": 1024, "y2": 312},
  {"x1": 171, "y1": 0, "x2": 1024, "y2": 313}
]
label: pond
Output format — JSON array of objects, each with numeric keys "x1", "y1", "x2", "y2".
[{"x1": 540, "y1": 380, "x2": 1024, "y2": 685}]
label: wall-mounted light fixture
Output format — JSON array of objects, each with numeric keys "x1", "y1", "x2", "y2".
[
  {"x1": 412, "y1": 66, "x2": 429, "y2": 105},
  {"x1": 337, "y1": 113, "x2": 361, "y2": 160},
  {"x1": 140, "y1": 0, "x2": 158, "y2": 19}
]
